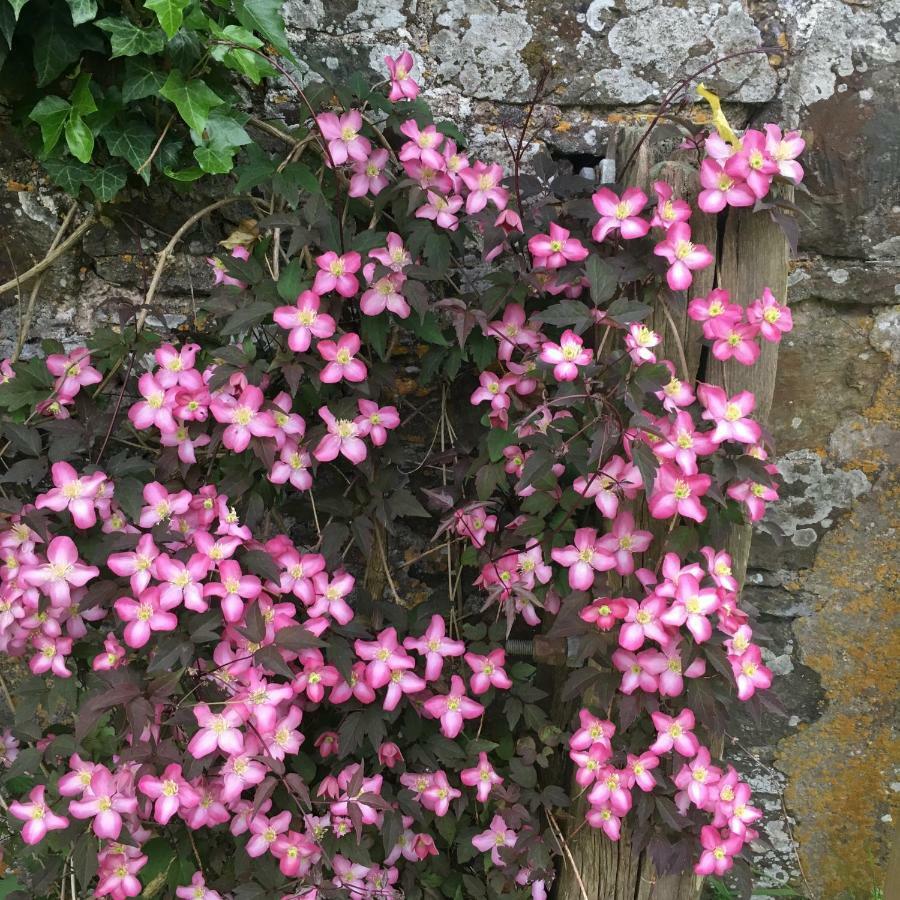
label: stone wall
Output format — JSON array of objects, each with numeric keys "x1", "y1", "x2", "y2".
[{"x1": 0, "y1": 1, "x2": 897, "y2": 896}]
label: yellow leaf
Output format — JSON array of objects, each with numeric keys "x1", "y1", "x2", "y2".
[{"x1": 696, "y1": 83, "x2": 740, "y2": 147}]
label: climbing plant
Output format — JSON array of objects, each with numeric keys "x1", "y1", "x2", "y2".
[{"x1": 0, "y1": 7, "x2": 806, "y2": 899}]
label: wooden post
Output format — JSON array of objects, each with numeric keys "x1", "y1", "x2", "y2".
[{"x1": 554, "y1": 127, "x2": 790, "y2": 900}]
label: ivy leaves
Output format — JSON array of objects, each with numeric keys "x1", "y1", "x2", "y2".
[
  {"x1": 6, "y1": 0, "x2": 292, "y2": 201},
  {"x1": 29, "y1": 73, "x2": 96, "y2": 162}
]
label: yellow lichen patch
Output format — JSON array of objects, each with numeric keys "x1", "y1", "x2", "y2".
[{"x1": 776, "y1": 461, "x2": 899, "y2": 897}]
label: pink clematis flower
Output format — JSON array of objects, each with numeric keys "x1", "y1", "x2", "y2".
[
  {"x1": 370, "y1": 232, "x2": 411, "y2": 272},
  {"x1": 420, "y1": 770, "x2": 461, "y2": 817},
  {"x1": 46, "y1": 347, "x2": 102, "y2": 399},
  {"x1": 129, "y1": 372, "x2": 177, "y2": 434},
  {"x1": 587, "y1": 767, "x2": 633, "y2": 816},
  {"x1": 385, "y1": 51, "x2": 419, "y2": 102},
  {"x1": 273, "y1": 290, "x2": 337, "y2": 352},
  {"x1": 747, "y1": 287, "x2": 792, "y2": 342},
  {"x1": 648, "y1": 464, "x2": 712, "y2": 523},
  {"x1": 314, "y1": 407, "x2": 367, "y2": 464},
  {"x1": 349, "y1": 148, "x2": 390, "y2": 197},
  {"x1": 269, "y1": 441, "x2": 313, "y2": 493},
  {"x1": 354, "y1": 627, "x2": 415, "y2": 690},
  {"x1": 464, "y1": 648, "x2": 513, "y2": 695},
  {"x1": 708, "y1": 317, "x2": 761, "y2": 365},
  {"x1": 107, "y1": 534, "x2": 159, "y2": 595},
  {"x1": 626, "y1": 752, "x2": 660, "y2": 792},
  {"x1": 580, "y1": 596, "x2": 628, "y2": 632},
  {"x1": 472, "y1": 814, "x2": 517, "y2": 865},
  {"x1": 551, "y1": 527, "x2": 615, "y2": 591},
  {"x1": 316, "y1": 110, "x2": 370, "y2": 165},
  {"x1": 586, "y1": 801, "x2": 622, "y2": 840},
  {"x1": 687, "y1": 288, "x2": 743, "y2": 338},
  {"x1": 307, "y1": 569, "x2": 356, "y2": 625},
  {"x1": 23, "y1": 535, "x2": 99, "y2": 606},
  {"x1": 470, "y1": 370, "x2": 517, "y2": 413},
  {"x1": 624, "y1": 323, "x2": 661, "y2": 364},
  {"x1": 727, "y1": 471, "x2": 779, "y2": 522},
  {"x1": 138, "y1": 764, "x2": 201, "y2": 825},
  {"x1": 317, "y1": 332, "x2": 368, "y2": 383},
  {"x1": 729, "y1": 644, "x2": 773, "y2": 700},
  {"x1": 528, "y1": 222, "x2": 590, "y2": 269},
  {"x1": 486, "y1": 303, "x2": 540, "y2": 361},
  {"x1": 10, "y1": 785, "x2": 69, "y2": 844},
  {"x1": 210, "y1": 385, "x2": 277, "y2": 453},
  {"x1": 355, "y1": 399, "x2": 400, "y2": 447},
  {"x1": 68, "y1": 767, "x2": 138, "y2": 839},
  {"x1": 650, "y1": 181, "x2": 692, "y2": 230},
  {"x1": 313, "y1": 251, "x2": 362, "y2": 298},
  {"x1": 612, "y1": 648, "x2": 661, "y2": 695},
  {"x1": 724, "y1": 129, "x2": 779, "y2": 199},
  {"x1": 416, "y1": 191, "x2": 463, "y2": 230},
  {"x1": 294, "y1": 649, "x2": 340, "y2": 703},
  {"x1": 591, "y1": 187, "x2": 650, "y2": 242},
  {"x1": 204, "y1": 559, "x2": 262, "y2": 623},
  {"x1": 540, "y1": 330, "x2": 592, "y2": 381},
  {"x1": 764, "y1": 124, "x2": 805, "y2": 183},
  {"x1": 34, "y1": 462, "x2": 107, "y2": 529},
  {"x1": 618, "y1": 596, "x2": 670, "y2": 651},
  {"x1": 246, "y1": 809, "x2": 292, "y2": 858},
  {"x1": 404, "y1": 614, "x2": 465, "y2": 681},
  {"x1": 29, "y1": 634, "x2": 73, "y2": 677},
  {"x1": 461, "y1": 752, "x2": 503, "y2": 803},
  {"x1": 459, "y1": 161, "x2": 507, "y2": 214},
  {"x1": 653, "y1": 411, "x2": 717, "y2": 476},
  {"x1": 187, "y1": 704, "x2": 244, "y2": 758},
  {"x1": 570, "y1": 709, "x2": 615, "y2": 754},
  {"x1": 382, "y1": 666, "x2": 427, "y2": 712},
  {"x1": 573, "y1": 454, "x2": 642, "y2": 519},
  {"x1": 698, "y1": 159, "x2": 756, "y2": 213},
  {"x1": 359, "y1": 267, "x2": 409, "y2": 318},
  {"x1": 114, "y1": 589, "x2": 179, "y2": 649},
  {"x1": 661, "y1": 573, "x2": 721, "y2": 642},
  {"x1": 653, "y1": 223, "x2": 713, "y2": 292},
  {"x1": 697, "y1": 384, "x2": 762, "y2": 445},
  {"x1": 650, "y1": 709, "x2": 700, "y2": 757},
  {"x1": 423, "y1": 674, "x2": 484, "y2": 739},
  {"x1": 596, "y1": 511, "x2": 653, "y2": 576},
  {"x1": 694, "y1": 826, "x2": 743, "y2": 876},
  {"x1": 176, "y1": 873, "x2": 223, "y2": 900},
  {"x1": 674, "y1": 746, "x2": 722, "y2": 808}
]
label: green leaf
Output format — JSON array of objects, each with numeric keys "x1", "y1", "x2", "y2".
[
  {"x1": 144, "y1": 0, "x2": 189, "y2": 39},
  {"x1": 586, "y1": 254, "x2": 617, "y2": 304},
  {"x1": 43, "y1": 156, "x2": 91, "y2": 194},
  {"x1": 159, "y1": 69, "x2": 224, "y2": 133},
  {"x1": 222, "y1": 46, "x2": 272, "y2": 84},
  {"x1": 104, "y1": 119, "x2": 155, "y2": 181},
  {"x1": 8, "y1": 0, "x2": 29, "y2": 20},
  {"x1": 95, "y1": 17, "x2": 166, "y2": 58},
  {"x1": 276, "y1": 258, "x2": 303, "y2": 302},
  {"x1": 194, "y1": 143, "x2": 235, "y2": 174},
  {"x1": 234, "y1": 0, "x2": 291, "y2": 56},
  {"x1": 33, "y1": 8, "x2": 83, "y2": 86},
  {"x1": 65, "y1": 0, "x2": 97, "y2": 25},
  {"x1": 534, "y1": 299, "x2": 593, "y2": 332},
  {"x1": 69, "y1": 73, "x2": 97, "y2": 115},
  {"x1": 221, "y1": 301, "x2": 275, "y2": 335},
  {"x1": 486, "y1": 427, "x2": 515, "y2": 462},
  {"x1": 29, "y1": 96, "x2": 71, "y2": 154},
  {"x1": 234, "y1": 143, "x2": 276, "y2": 192},
  {"x1": 163, "y1": 165, "x2": 205, "y2": 182},
  {"x1": 65, "y1": 113, "x2": 94, "y2": 163},
  {"x1": 82, "y1": 164, "x2": 128, "y2": 201},
  {"x1": 122, "y1": 56, "x2": 166, "y2": 103},
  {"x1": 204, "y1": 108, "x2": 252, "y2": 149},
  {"x1": 0, "y1": 3, "x2": 15, "y2": 47}
]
